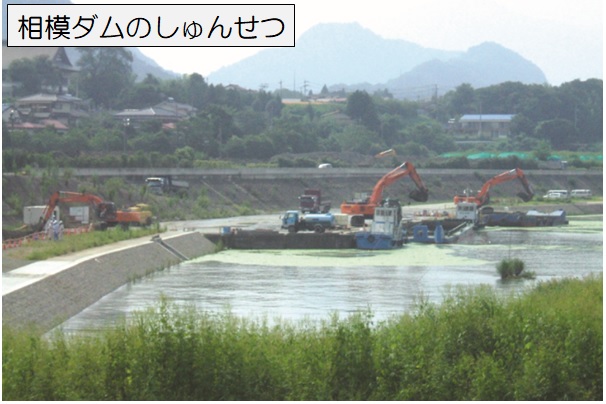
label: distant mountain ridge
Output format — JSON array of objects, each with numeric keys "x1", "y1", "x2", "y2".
[{"x1": 207, "y1": 22, "x2": 547, "y2": 99}]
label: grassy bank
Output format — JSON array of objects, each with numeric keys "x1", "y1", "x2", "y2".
[
  {"x1": 3, "y1": 225, "x2": 163, "y2": 262},
  {"x1": 3, "y1": 275, "x2": 602, "y2": 400}
]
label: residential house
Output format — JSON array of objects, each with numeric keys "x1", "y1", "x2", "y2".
[
  {"x1": 8, "y1": 92, "x2": 89, "y2": 130},
  {"x1": 113, "y1": 98, "x2": 197, "y2": 129},
  {"x1": 455, "y1": 114, "x2": 515, "y2": 138}
]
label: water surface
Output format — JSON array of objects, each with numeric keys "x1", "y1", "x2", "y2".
[{"x1": 57, "y1": 218, "x2": 602, "y2": 332}]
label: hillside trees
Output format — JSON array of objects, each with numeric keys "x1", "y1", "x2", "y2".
[
  {"x1": 76, "y1": 47, "x2": 134, "y2": 109},
  {"x1": 346, "y1": 90, "x2": 380, "y2": 130},
  {"x1": 440, "y1": 79, "x2": 602, "y2": 150},
  {"x1": 8, "y1": 56, "x2": 63, "y2": 96},
  {"x1": 4, "y1": 52, "x2": 602, "y2": 170}
]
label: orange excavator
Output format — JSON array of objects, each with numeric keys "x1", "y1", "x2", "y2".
[
  {"x1": 340, "y1": 161, "x2": 429, "y2": 218},
  {"x1": 453, "y1": 168, "x2": 534, "y2": 207},
  {"x1": 36, "y1": 191, "x2": 152, "y2": 231}
]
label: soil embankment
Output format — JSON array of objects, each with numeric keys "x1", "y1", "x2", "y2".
[{"x1": 2, "y1": 169, "x2": 603, "y2": 228}]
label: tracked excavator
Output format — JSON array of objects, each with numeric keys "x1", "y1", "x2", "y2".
[
  {"x1": 35, "y1": 191, "x2": 152, "y2": 232},
  {"x1": 453, "y1": 168, "x2": 534, "y2": 207},
  {"x1": 340, "y1": 161, "x2": 429, "y2": 218}
]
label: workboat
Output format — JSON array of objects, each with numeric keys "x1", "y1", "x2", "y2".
[
  {"x1": 355, "y1": 203, "x2": 405, "y2": 250},
  {"x1": 407, "y1": 220, "x2": 476, "y2": 244}
]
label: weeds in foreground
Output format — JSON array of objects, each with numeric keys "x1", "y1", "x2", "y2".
[{"x1": 2, "y1": 276, "x2": 601, "y2": 400}]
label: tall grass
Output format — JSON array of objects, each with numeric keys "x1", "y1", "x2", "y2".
[
  {"x1": 3, "y1": 276, "x2": 602, "y2": 400},
  {"x1": 24, "y1": 226, "x2": 162, "y2": 261}
]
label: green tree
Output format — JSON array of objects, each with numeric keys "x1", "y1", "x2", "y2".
[
  {"x1": 121, "y1": 74, "x2": 164, "y2": 108},
  {"x1": 447, "y1": 83, "x2": 476, "y2": 115},
  {"x1": 346, "y1": 90, "x2": 380, "y2": 130},
  {"x1": 535, "y1": 118, "x2": 576, "y2": 150},
  {"x1": 183, "y1": 73, "x2": 208, "y2": 109},
  {"x1": 8, "y1": 56, "x2": 62, "y2": 96},
  {"x1": 76, "y1": 47, "x2": 134, "y2": 108}
]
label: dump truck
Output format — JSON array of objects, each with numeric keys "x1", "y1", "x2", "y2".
[
  {"x1": 299, "y1": 189, "x2": 331, "y2": 213},
  {"x1": 145, "y1": 176, "x2": 189, "y2": 195},
  {"x1": 281, "y1": 211, "x2": 336, "y2": 233}
]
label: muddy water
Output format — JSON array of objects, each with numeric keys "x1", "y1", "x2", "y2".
[{"x1": 58, "y1": 218, "x2": 602, "y2": 332}]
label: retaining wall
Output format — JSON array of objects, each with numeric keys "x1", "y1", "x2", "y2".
[{"x1": 2, "y1": 232, "x2": 216, "y2": 334}]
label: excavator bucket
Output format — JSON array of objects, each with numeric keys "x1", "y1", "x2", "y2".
[
  {"x1": 409, "y1": 189, "x2": 429, "y2": 202},
  {"x1": 517, "y1": 192, "x2": 533, "y2": 202}
]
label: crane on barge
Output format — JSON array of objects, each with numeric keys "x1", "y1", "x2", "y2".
[
  {"x1": 340, "y1": 161, "x2": 429, "y2": 218},
  {"x1": 453, "y1": 168, "x2": 534, "y2": 207}
]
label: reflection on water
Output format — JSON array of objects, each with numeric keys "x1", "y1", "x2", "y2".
[{"x1": 57, "y1": 220, "x2": 602, "y2": 333}]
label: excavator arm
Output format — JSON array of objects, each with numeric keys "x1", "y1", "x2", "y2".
[
  {"x1": 37, "y1": 191, "x2": 116, "y2": 231},
  {"x1": 368, "y1": 162, "x2": 429, "y2": 205},
  {"x1": 454, "y1": 168, "x2": 534, "y2": 206},
  {"x1": 341, "y1": 161, "x2": 429, "y2": 217}
]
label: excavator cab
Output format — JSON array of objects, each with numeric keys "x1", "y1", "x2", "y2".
[{"x1": 97, "y1": 202, "x2": 118, "y2": 221}]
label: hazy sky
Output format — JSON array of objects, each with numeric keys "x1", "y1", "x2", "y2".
[{"x1": 71, "y1": 0, "x2": 602, "y2": 85}]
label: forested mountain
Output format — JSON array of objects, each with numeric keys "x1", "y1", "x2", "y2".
[
  {"x1": 207, "y1": 23, "x2": 547, "y2": 98},
  {"x1": 385, "y1": 42, "x2": 547, "y2": 98}
]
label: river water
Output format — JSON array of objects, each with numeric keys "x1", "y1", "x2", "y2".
[{"x1": 57, "y1": 217, "x2": 602, "y2": 333}]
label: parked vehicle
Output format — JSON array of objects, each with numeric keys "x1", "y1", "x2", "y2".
[
  {"x1": 145, "y1": 176, "x2": 189, "y2": 195},
  {"x1": 281, "y1": 211, "x2": 336, "y2": 233},
  {"x1": 543, "y1": 191, "x2": 567, "y2": 199},
  {"x1": 544, "y1": 189, "x2": 569, "y2": 198},
  {"x1": 299, "y1": 189, "x2": 331, "y2": 213},
  {"x1": 571, "y1": 189, "x2": 592, "y2": 198}
]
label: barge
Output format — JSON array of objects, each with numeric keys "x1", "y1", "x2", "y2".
[
  {"x1": 206, "y1": 230, "x2": 356, "y2": 249},
  {"x1": 479, "y1": 208, "x2": 568, "y2": 227}
]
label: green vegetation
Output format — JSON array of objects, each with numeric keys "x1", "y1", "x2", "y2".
[
  {"x1": 24, "y1": 226, "x2": 162, "y2": 261},
  {"x1": 496, "y1": 258, "x2": 535, "y2": 279},
  {"x1": 3, "y1": 276, "x2": 601, "y2": 400},
  {"x1": 3, "y1": 47, "x2": 603, "y2": 172}
]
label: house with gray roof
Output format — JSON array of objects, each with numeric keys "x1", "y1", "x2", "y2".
[
  {"x1": 456, "y1": 114, "x2": 515, "y2": 138},
  {"x1": 113, "y1": 98, "x2": 197, "y2": 128}
]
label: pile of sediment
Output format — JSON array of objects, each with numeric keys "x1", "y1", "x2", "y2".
[{"x1": 2, "y1": 232, "x2": 216, "y2": 334}]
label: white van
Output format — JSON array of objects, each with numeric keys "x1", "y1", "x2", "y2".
[
  {"x1": 543, "y1": 191, "x2": 568, "y2": 199},
  {"x1": 318, "y1": 163, "x2": 333, "y2": 169},
  {"x1": 543, "y1": 189, "x2": 568, "y2": 198},
  {"x1": 570, "y1": 189, "x2": 592, "y2": 198}
]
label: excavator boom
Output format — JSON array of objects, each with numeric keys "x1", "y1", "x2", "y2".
[
  {"x1": 36, "y1": 191, "x2": 151, "y2": 232},
  {"x1": 341, "y1": 162, "x2": 429, "y2": 218},
  {"x1": 453, "y1": 168, "x2": 534, "y2": 206}
]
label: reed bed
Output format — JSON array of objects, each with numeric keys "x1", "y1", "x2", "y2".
[{"x1": 3, "y1": 275, "x2": 602, "y2": 400}]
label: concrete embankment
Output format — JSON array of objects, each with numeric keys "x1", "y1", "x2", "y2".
[{"x1": 2, "y1": 232, "x2": 216, "y2": 334}]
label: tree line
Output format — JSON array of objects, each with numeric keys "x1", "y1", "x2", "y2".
[{"x1": 3, "y1": 47, "x2": 602, "y2": 171}]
